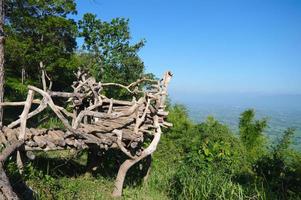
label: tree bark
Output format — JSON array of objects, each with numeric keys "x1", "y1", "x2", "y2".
[
  {"x1": 112, "y1": 159, "x2": 136, "y2": 197},
  {"x1": 112, "y1": 116, "x2": 163, "y2": 197},
  {"x1": 0, "y1": 0, "x2": 5, "y2": 128},
  {"x1": 21, "y1": 67, "x2": 25, "y2": 84},
  {"x1": 40, "y1": 61, "x2": 47, "y2": 91}
]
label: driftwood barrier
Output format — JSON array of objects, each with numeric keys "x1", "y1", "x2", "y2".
[{"x1": 0, "y1": 70, "x2": 172, "y2": 199}]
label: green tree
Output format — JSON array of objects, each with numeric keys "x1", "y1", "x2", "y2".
[
  {"x1": 5, "y1": 0, "x2": 78, "y2": 99},
  {"x1": 239, "y1": 109, "x2": 267, "y2": 161},
  {"x1": 78, "y1": 13, "x2": 145, "y2": 89}
]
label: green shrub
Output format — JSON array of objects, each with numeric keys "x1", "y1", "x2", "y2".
[
  {"x1": 254, "y1": 129, "x2": 301, "y2": 199},
  {"x1": 170, "y1": 166, "x2": 262, "y2": 200},
  {"x1": 239, "y1": 109, "x2": 268, "y2": 162},
  {"x1": 190, "y1": 116, "x2": 247, "y2": 174},
  {"x1": 169, "y1": 116, "x2": 252, "y2": 199},
  {"x1": 5, "y1": 104, "x2": 301, "y2": 200}
]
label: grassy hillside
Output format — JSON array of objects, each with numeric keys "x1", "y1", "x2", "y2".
[{"x1": 6, "y1": 104, "x2": 301, "y2": 200}]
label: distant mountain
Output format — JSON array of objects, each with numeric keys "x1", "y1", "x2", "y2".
[{"x1": 170, "y1": 93, "x2": 301, "y2": 150}]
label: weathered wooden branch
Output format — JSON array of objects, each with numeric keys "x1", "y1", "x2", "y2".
[
  {"x1": 0, "y1": 70, "x2": 172, "y2": 198},
  {"x1": 7, "y1": 99, "x2": 47, "y2": 129},
  {"x1": 19, "y1": 90, "x2": 34, "y2": 140},
  {"x1": 113, "y1": 129, "x2": 135, "y2": 159},
  {"x1": 0, "y1": 99, "x2": 40, "y2": 106},
  {"x1": 0, "y1": 140, "x2": 23, "y2": 162},
  {"x1": 28, "y1": 86, "x2": 72, "y2": 130},
  {"x1": 112, "y1": 115, "x2": 163, "y2": 197},
  {"x1": 102, "y1": 77, "x2": 157, "y2": 94},
  {"x1": 48, "y1": 91, "x2": 85, "y2": 99}
]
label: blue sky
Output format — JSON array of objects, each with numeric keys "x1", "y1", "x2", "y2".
[{"x1": 74, "y1": 0, "x2": 301, "y2": 97}]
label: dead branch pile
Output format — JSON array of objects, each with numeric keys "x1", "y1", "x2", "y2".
[{"x1": 0, "y1": 70, "x2": 172, "y2": 199}]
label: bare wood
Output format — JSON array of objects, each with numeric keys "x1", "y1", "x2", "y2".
[
  {"x1": 112, "y1": 116, "x2": 162, "y2": 197},
  {"x1": 0, "y1": 70, "x2": 172, "y2": 198},
  {"x1": 7, "y1": 99, "x2": 47, "y2": 129},
  {"x1": 101, "y1": 97, "x2": 133, "y2": 106},
  {"x1": 0, "y1": 131, "x2": 7, "y2": 144},
  {"x1": 45, "y1": 70, "x2": 53, "y2": 90},
  {"x1": 16, "y1": 150, "x2": 24, "y2": 174},
  {"x1": 102, "y1": 77, "x2": 157, "y2": 94},
  {"x1": 73, "y1": 98, "x2": 143, "y2": 129},
  {"x1": 28, "y1": 85, "x2": 72, "y2": 130},
  {"x1": 19, "y1": 89, "x2": 34, "y2": 140},
  {"x1": 158, "y1": 71, "x2": 173, "y2": 109},
  {"x1": 40, "y1": 62, "x2": 47, "y2": 91},
  {"x1": 5, "y1": 129, "x2": 18, "y2": 141},
  {"x1": 17, "y1": 87, "x2": 30, "y2": 173},
  {"x1": 0, "y1": 140, "x2": 23, "y2": 162},
  {"x1": 0, "y1": 99, "x2": 41, "y2": 106},
  {"x1": 48, "y1": 91, "x2": 85, "y2": 99},
  {"x1": 134, "y1": 99, "x2": 150, "y2": 134},
  {"x1": 113, "y1": 129, "x2": 135, "y2": 159},
  {"x1": 108, "y1": 98, "x2": 113, "y2": 114},
  {"x1": 56, "y1": 105, "x2": 74, "y2": 118}
]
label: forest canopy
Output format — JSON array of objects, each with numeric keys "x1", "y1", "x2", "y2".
[{"x1": 4, "y1": 0, "x2": 147, "y2": 102}]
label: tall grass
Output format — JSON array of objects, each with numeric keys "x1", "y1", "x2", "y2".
[{"x1": 4, "y1": 105, "x2": 301, "y2": 199}]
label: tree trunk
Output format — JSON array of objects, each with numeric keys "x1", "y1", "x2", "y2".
[
  {"x1": 40, "y1": 61, "x2": 47, "y2": 91},
  {"x1": 112, "y1": 159, "x2": 136, "y2": 197},
  {"x1": 21, "y1": 67, "x2": 25, "y2": 84},
  {"x1": 0, "y1": 0, "x2": 5, "y2": 128}
]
